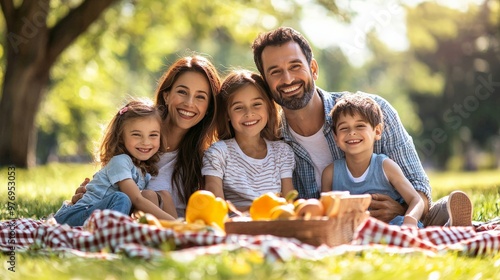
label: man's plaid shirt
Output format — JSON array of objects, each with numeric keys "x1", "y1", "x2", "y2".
[{"x1": 280, "y1": 88, "x2": 432, "y2": 207}]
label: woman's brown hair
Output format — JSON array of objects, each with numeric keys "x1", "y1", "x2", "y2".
[{"x1": 154, "y1": 55, "x2": 221, "y2": 204}]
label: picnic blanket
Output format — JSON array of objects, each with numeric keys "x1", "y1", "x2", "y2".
[{"x1": 1, "y1": 210, "x2": 499, "y2": 261}]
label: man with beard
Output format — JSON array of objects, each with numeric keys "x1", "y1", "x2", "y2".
[{"x1": 251, "y1": 26, "x2": 472, "y2": 226}]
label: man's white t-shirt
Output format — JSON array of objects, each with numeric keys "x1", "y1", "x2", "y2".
[{"x1": 289, "y1": 125, "x2": 332, "y2": 191}]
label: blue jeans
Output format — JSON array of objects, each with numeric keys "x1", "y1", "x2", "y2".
[
  {"x1": 389, "y1": 215, "x2": 425, "y2": 228},
  {"x1": 54, "y1": 192, "x2": 132, "y2": 226}
]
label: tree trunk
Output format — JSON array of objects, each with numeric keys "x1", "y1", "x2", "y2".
[
  {"x1": 0, "y1": 0, "x2": 50, "y2": 167},
  {"x1": 0, "y1": 63, "x2": 50, "y2": 167},
  {"x1": 0, "y1": 0, "x2": 118, "y2": 167}
]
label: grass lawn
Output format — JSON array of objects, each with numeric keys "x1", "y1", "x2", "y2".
[{"x1": 1, "y1": 163, "x2": 500, "y2": 279}]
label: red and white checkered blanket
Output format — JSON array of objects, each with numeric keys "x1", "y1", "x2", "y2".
[{"x1": 1, "y1": 210, "x2": 499, "y2": 261}]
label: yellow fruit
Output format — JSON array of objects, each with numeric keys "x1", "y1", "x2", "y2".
[
  {"x1": 249, "y1": 192, "x2": 287, "y2": 220},
  {"x1": 270, "y1": 204, "x2": 296, "y2": 220},
  {"x1": 186, "y1": 190, "x2": 228, "y2": 230}
]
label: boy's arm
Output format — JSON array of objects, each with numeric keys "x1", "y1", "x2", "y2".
[
  {"x1": 373, "y1": 94, "x2": 431, "y2": 214},
  {"x1": 383, "y1": 159, "x2": 425, "y2": 227}
]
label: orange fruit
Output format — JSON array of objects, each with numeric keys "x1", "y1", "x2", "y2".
[{"x1": 249, "y1": 192, "x2": 287, "y2": 220}]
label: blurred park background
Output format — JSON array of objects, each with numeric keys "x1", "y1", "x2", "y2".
[{"x1": 0, "y1": 0, "x2": 499, "y2": 172}]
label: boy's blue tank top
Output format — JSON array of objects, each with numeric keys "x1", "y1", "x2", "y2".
[{"x1": 332, "y1": 153, "x2": 404, "y2": 204}]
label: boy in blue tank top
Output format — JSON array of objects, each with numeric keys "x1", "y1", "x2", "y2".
[{"x1": 321, "y1": 92, "x2": 425, "y2": 228}]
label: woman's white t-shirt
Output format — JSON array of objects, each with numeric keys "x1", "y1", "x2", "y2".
[{"x1": 146, "y1": 151, "x2": 186, "y2": 217}]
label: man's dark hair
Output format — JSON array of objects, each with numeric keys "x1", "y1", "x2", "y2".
[{"x1": 251, "y1": 27, "x2": 313, "y2": 77}]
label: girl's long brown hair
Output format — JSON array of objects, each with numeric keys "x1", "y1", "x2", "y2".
[
  {"x1": 154, "y1": 55, "x2": 221, "y2": 204},
  {"x1": 99, "y1": 98, "x2": 164, "y2": 176}
]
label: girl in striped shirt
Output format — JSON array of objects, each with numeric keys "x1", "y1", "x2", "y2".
[{"x1": 202, "y1": 70, "x2": 295, "y2": 212}]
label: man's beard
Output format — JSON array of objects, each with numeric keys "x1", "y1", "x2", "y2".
[{"x1": 274, "y1": 80, "x2": 315, "y2": 110}]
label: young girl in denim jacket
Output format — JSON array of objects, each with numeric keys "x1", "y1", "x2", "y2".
[{"x1": 54, "y1": 99, "x2": 175, "y2": 226}]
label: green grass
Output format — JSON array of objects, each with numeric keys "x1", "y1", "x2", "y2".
[
  {"x1": 0, "y1": 163, "x2": 99, "y2": 219},
  {"x1": 1, "y1": 164, "x2": 500, "y2": 279},
  {"x1": 1, "y1": 250, "x2": 500, "y2": 280}
]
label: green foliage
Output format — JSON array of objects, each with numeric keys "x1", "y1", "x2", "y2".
[
  {"x1": 30, "y1": 0, "x2": 300, "y2": 164},
  {"x1": 349, "y1": 32, "x2": 424, "y2": 135},
  {"x1": 406, "y1": 3, "x2": 461, "y2": 52},
  {"x1": 1, "y1": 0, "x2": 498, "y2": 171},
  {"x1": 406, "y1": 60, "x2": 444, "y2": 95},
  {"x1": 404, "y1": 1, "x2": 500, "y2": 170}
]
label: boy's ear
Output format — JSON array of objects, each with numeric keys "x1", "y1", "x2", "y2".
[{"x1": 374, "y1": 123, "x2": 383, "y2": 140}]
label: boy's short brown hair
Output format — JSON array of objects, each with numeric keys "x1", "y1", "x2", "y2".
[{"x1": 330, "y1": 92, "x2": 383, "y2": 135}]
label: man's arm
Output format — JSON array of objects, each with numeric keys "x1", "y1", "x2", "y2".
[
  {"x1": 71, "y1": 178, "x2": 90, "y2": 204},
  {"x1": 371, "y1": 93, "x2": 432, "y2": 208},
  {"x1": 369, "y1": 191, "x2": 429, "y2": 223}
]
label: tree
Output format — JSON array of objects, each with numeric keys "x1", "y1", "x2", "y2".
[
  {"x1": 0, "y1": 0, "x2": 119, "y2": 167},
  {"x1": 1, "y1": 0, "x2": 345, "y2": 168},
  {"x1": 405, "y1": 1, "x2": 500, "y2": 170}
]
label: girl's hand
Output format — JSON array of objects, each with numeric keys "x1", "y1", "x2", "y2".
[{"x1": 119, "y1": 179, "x2": 175, "y2": 221}]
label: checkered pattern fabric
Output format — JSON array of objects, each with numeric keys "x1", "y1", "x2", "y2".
[{"x1": 1, "y1": 210, "x2": 499, "y2": 260}]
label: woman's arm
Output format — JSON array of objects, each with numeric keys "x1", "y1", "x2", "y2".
[
  {"x1": 383, "y1": 159, "x2": 424, "y2": 227},
  {"x1": 118, "y1": 179, "x2": 175, "y2": 221}
]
